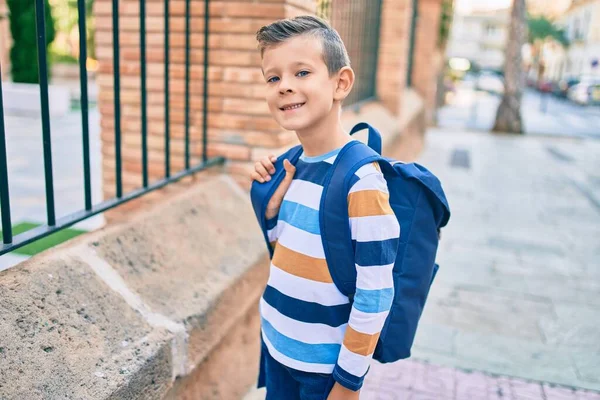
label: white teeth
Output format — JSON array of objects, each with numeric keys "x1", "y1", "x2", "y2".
[{"x1": 283, "y1": 103, "x2": 303, "y2": 110}]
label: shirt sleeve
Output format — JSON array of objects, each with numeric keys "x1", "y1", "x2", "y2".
[{"x1": 333, "y1": 164, "x2": 400, "y2": 391}]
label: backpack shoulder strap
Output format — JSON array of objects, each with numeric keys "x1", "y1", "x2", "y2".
[
  {"x1": 250, "y1": 145, "x2": 303, "y2": 257},
  {"x1": 320, "y1": 140, "x2": 383, "y2": 296}
]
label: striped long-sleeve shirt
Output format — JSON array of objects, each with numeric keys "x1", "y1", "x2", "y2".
[{"x1": 261, "y1": 143, "x2": 400, "y2": 391}]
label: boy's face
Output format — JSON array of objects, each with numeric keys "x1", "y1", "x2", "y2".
[{"x1": 261, "y1": 35, "x2": 340, "y2": 132}]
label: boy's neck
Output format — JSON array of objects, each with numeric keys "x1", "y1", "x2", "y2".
[{"x1": 295, "y1": 108, "x2": 352, "y2": 157}]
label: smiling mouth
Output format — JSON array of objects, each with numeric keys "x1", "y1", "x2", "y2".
[{"x1": 280, "y1": 103, "x2": 305, "y2": 111}]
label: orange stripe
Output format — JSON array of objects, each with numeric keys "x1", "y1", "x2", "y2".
[
  {"x1": 272, "y1": 243, "x2": 333, "y2": 283},
  {"x1": 343, "y1": 326, "x2": 380, "y2": 356},
  {"x1": 348, "y1": 190, "x2": 393, "y2": 218}
]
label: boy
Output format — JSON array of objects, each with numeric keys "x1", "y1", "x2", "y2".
[{"x1": 250, "y1": 16, "x2": 400, "y2": 400}]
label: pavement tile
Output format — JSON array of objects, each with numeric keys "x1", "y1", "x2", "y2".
[
  {"x1": 542, "y1": 384, "x2": 578, "y2": 400},
  {"x1": 455, "y1": 369, "x2": 489, "y2": 399}
]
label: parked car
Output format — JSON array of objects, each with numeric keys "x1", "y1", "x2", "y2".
[
  {"x1": 475, "y1": 71, "x2": 505, "y2": 94},
  {"x1": 553, "y1": 78, "x2": 579, "y2": 98},
  {"x1": 567, "y1": 79, "x2": 600, "y2": 105}
]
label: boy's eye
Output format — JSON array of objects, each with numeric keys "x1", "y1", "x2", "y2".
[
  {"x1": 296, "y1": 70, "x2": 310, "y2": 77},
  {"x1": 267, "y1": 76, "x2": 279, "y2": 83}
]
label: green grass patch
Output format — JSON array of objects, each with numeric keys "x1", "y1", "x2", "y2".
[{"x1": 0, "y1": 222, "x2": 86, "y2": 256}]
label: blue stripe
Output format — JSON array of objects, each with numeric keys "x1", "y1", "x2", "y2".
[
  {"x1": 333, "y1": 364, "x2": 367, "y2": 391},
  {"x1": 261, "y1": 318, "x2": 341, "y2": 364},
  {"x1": 295, "y1": 161, "x2": 332, "y2": 186},
  {"x1": 353, "y1": 287, "x2": 394, "y2": 314},
  {"x1": 262, "y1": 285, "x2": 351, "y2": 327},
  {"x1": 353, "y1": 238, "x2": 400, "y2": 266},
  {"x1": 279, "y1": 200, "x2": 320, "y2": 234},
  {"x1": 300, "y1": 147, "x2": 342, "y2": 163}
]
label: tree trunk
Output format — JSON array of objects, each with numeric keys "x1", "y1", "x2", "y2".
[{"x1": 493, "y1": 0, "x2": 527, "y2": 134}]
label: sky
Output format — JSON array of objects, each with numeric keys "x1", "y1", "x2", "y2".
[
  {"x1": 454, "y1": 0, "x2": 573, "y2": 17},
  {"x1": 455, "y1": 0, "x2": 512, "y2": 13}
]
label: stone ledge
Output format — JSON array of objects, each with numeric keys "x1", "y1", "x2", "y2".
[{"x1": 0, "y1": 174, "x2": 268, "y2": 399}]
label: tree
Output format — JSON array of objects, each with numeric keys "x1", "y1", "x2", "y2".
[
  {"x1": 527, "y1": 15, "x2": 568, "y2": 83},
  {"x1": 493, "y1": 0, "x2": 527, "y2": 134},
  {"x1": 7, "y1": 0, "x2": 56, "y2": 84}
]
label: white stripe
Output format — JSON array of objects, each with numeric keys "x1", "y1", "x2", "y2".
[
  {"x1": 267, "y1": 264, "x2": 350, "y2": 306},
  {"x1": 348, "y1": 308, "x2": 390, "y2": 335},
  {"x1": 260, "y1": 298, "x2": 347, "y2": 344},
  {"x1": 267, "y1": 223, "x2": 282, "y2": 242},
  {"x1": 261, "y1": 332, "x2": 335, "y2": 373},
  {"x1": 349, "y1": 173, "x2": 388, "y2": 194},
  {"x1": 324, "y1": 154, "x2": 338, "y2": 164},
  {"x1": 356, "y1": 264, "x2": 394, "y2": 290},
  {"x1": 284, "y1": 179, "x2": 323, "y2": 210},
  {"x1": 277, "y1": 221, "x2": 325, "y2": 259},
  {"x1": 350, "y1": 215, "x2": 400, "y2": 242},
  {"x1": 354, "y1": 163, "x2": 379, "y2": 179},
  {"x1": 336, "y1": 344, "x2": 371, "y2": 377}
]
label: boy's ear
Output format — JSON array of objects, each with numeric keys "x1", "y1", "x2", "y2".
[{"x1": 333, "y1": 66, "x2": 355, "y2": 102}]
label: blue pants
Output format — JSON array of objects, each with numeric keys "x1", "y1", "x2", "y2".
[{"x1": 262, "y1": 346, "x2": 336, "y2": 400}]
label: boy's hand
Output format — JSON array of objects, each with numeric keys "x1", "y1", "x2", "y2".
[
  {"x1": 251, "y1": 155, "x2": 278, "y2": 184},
  {"x1": 327, "y1": 382, "x2": 360, "y2": 400},
  {"x1": 250, "y1": 156, "x2": 296, "y2": 220}
]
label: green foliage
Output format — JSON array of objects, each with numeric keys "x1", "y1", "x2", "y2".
[
  {"x1": 438, "y1": 0, "x2": 454, "y2": 49},
  {"x1": 50, "y1": 0, "x2": 95, "y2": 60},
  {"x1": 7, "y1": 0, "x2": 56, "y2": 83},
  {"x1": 528, "y1": 15, "x2": 569, "y2": 46},
  {"x1": 0, "y1": 222, "x2": 86, "y2": 256}
]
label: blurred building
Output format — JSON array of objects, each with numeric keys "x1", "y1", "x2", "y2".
[
  {"x1": 0, "y1": 0, "x2": 9, "y2": 80},
  {"x1": 527, "y1": 0, "x2": 573, "y2": 18},
  {"x1": 446, "y1": 8, "x2": 510, "y2": 71},
  {"x1": 545, "y1": 0, "x2": 600, "y2": 80}
]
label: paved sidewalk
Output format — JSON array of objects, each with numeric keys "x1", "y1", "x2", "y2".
[
  {"x1": 360, "y1": 359, "x2": 600, "y2": 400},
  {"x1": 408, "y1": 129, "x2": 600, "y2": 392}
]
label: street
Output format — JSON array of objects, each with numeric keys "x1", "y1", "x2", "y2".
[{"x1": 438, "y1": 83, "x2": 600, "y2": 139}]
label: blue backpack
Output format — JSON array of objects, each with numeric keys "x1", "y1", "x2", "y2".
[{"x1": 250, "y1": 123, "x2": 450, "y2": 363}]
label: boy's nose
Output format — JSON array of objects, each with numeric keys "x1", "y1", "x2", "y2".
[{"x1": 278, "y1": 78, "x2": 294, "y2": 95}]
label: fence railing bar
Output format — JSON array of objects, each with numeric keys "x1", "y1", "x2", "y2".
[
  {"x1": 35, "y1": 0, "x2": 56, "y2": 227},
  {"x1": 184, "y1": 0, "x2": 191, "y2": 169},
  {"x1": 0, "y1": 156, "x2": 226, "y2": 256},
  {"x1": 164, "y1": 0, "x2": 171, "y2": 178},
  {"x1": 202, "y1": 0, "x2": 210, "y2": 163},
  {"x1": 112, "y1": 0, "x2": 123, "y2": 197},
  {"x1": 77, "y1": 0, "x2": 92, "y2": 211},
  {"x1": 140, "y1": 0, "x2": 148, "y2": 188},
  {"x1": 0, "y1": 64, "x2": 13, "y2": 245}
]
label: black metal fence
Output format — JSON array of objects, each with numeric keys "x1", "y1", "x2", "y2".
[
  {"x1": 0, "y1": 0, "x2": 224, "y2": 256},
  {"x1": 318, "y1": 0, "x2": 383, "y2": 106}
]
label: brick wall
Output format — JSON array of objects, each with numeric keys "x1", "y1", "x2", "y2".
[
  {"x1": 411, "y1": 0, "x2": 444, "y2": 124},
  {"x1": 95, "y1": 0, "x2": 315, "y2": 197},
  {"x1": 376, "y1": 0, "x2": 413, "y2": 116},
  {"x1": 96, "y1": 0, "x2": 435, "y2": 199}
]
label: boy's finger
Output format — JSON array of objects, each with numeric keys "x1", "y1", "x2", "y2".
[
  {"x1": 269, "y1": 160, "x2": 296, "y2": 206},
  {"x1": 283, "y1": 159, "x2": 296, "y2": 176},
  {"x1": 254, "y1": 162, "x2": 271, "y2": 181},
  {"x1": 261, "y1": 158, "x2": 276, "y2": 174},
  {"x1": 250, "y1": 171, "x2": 265, "y2": 183},
  {"x1": 270, "y1": 154, "x2": 277, "y2": 163}
]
